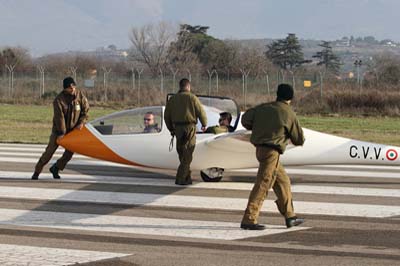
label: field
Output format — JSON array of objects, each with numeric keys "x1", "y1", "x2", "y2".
[
  {"x1": 0, "y1": 104, "x2": 115, "y2": 143},
  {"x1": 1, "y1": 104, "x2": 400, "y2": 146}
]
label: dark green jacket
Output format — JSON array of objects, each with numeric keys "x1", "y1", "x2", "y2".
[
  {"x1": 205, "y1": 125, "x2": 234, "y2": 134},
  {"x1": 52, "y1": 89, "x2": 89, "y2": 136},
  {"x1": 164, "y1": 91, "x2": 207, "y2": 133},
  {"x1": 241, "y1": 101, "x2": 304, "y2": 154}
]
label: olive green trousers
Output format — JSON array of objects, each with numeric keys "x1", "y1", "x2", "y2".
[
  {"x1": 34, "y1": 133, "x2": 74, "y2": 174},
  {"x1": 241, "y1": 146, "x2": 295, "y2": 224},
  {"x1": 175, "y1": 125, "x2": 196, "y2": 183}
]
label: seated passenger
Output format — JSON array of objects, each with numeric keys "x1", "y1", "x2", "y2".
[
  {"x1": 205, "y1": 112, "x2": 234, "y2": 134},
  {"x1": 143, "y1": 112, "x2": 160, "y2": 133}
]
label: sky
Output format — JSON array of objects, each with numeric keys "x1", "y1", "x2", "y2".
[{"x1": 0, "y1": 0, "x2": 399, "y2": 56}]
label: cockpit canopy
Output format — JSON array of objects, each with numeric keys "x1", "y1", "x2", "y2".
[
  {"x1": 195, "y1": 95, "x2": 239, "y2": 131},
  {"x1": 90, "y1": 106, "x2": 163, "y2": 135},
  {"x1": 89, "y1": 95, "x2": 239, "y2": 135}
]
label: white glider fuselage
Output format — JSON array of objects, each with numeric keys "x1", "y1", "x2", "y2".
[{"x1": 58, "y1": 102, "x2": 400, "y2": 171}]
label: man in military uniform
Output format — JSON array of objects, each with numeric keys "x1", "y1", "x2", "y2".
[
  {"x1": 143, "y1": 112, "x2": 160, "y2": 133},
  {"x1": 164, "y1": 78, "x2": 207, "y2": 185},
  {"x1": 240, "y1": 83, "x2": 305, "y2": 230},
  {"x1": 31, "y1": 77, "x2": 89, "y2": 180},
  {"x1": 205, "y1": 112, "x2": 234, "y2": 134}
]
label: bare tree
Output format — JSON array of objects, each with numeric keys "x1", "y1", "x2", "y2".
[
  {"x1": 235, "y1": 45, "x2": 269, "y2": 77},
  {"x1": 129, "y1": 21, "x2": 177, "y2": 76},
  {"x1": 367, "y1": 52, "x2": 400, "y2": 86},
  {"x1": 1, "y1": 47, "x2": 31, "y2": 96}
]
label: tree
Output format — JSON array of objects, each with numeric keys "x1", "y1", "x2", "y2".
[
  {"x1": 312, "y1": 41, "x2": 341, "y2": 75},
  {"x1": 0, "y1": 47, "x2": 32, "y2": 73},
  {"x1": 168, "y1": 24, "x2": 203, "y2": 71},
  {"x1": 168, "y1": 24, "x2": 236, "y2": 74},
  {"x1": 234, "y1": 45, "x2": 270, "y2": 77},
  {"x1": 129, "y1": 21, "x2": 177, "y2": 75},
  {"x1": 367, "y1": 52, "x2": 400, "y2": 85},
  {"x1": 169, "y1": 24, "x2": 215, "y2": 64},
  {"x1": 265, "y1": 33, "x2": 309, "y2": 70},
  {"x1": 363, "y1": 36, "x2": 378, "y2": 44}
]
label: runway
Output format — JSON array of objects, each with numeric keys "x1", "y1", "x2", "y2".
[{"x1": 0, "y1": 143, "x2": 399, "y2": 265}]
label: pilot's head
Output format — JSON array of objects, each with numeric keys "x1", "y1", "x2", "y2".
[
  {"x1": 144, "y1": 112, "x2": 155, "y2": 127},
  {"x1": 276, "y1": 83, "x2": 294, "y2": 102},
  {"x1": 179, "y1": 78, "x2": 191, "y2": 92},
  {"x1": 219, "y1": 112, "x2": 232, "y2": 126}
]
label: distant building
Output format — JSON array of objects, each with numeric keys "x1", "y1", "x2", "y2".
[
  {"x1": 335, "y1": 38, "x2": 350, "y2": 47},
  {"x1": 382, "y1": 41, "x2": 397, "y2": 47}
]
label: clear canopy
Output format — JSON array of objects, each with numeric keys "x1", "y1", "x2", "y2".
[
  {"x1": 90, "y1": 106, "x2": 163, "y2": 135},
  {"x1": 89, "y1": 95, "x2": 239, "y2": 135}
]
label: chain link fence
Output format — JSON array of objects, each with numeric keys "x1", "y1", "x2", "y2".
[{"x1": 2, "y1": 68, "x2": 400, "y2": 115}]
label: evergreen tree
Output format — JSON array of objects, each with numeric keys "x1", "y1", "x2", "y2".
[
  {"x1": 312, "y1": 41, "x2": 341, "y2": 75},
  {"x1": 265, "y1": 33, "x2": 309, "y2": 70},
  {"x1": 169, "y1": 24, "x2": 235, "y2": 70}
]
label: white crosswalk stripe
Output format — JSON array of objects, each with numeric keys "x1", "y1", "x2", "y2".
[{"x1": 0, "y1": 244, "x2": 128, "y2": 266}]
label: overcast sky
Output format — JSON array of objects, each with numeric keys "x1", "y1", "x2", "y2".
[{"x1": 0, "y1": 0, "x2": 399, "y2": 56}]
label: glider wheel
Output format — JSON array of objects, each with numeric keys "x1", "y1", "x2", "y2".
[{"x1": 200, "y1": 167, "x2": 224, "y2": 182}]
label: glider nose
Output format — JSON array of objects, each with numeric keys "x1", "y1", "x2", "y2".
[
  {"x1": 57, "y1": 125, "x2": 137, "y2": 165},
  {"x1": 57, "y1": 126, "x2": 93, "y2": 153}
]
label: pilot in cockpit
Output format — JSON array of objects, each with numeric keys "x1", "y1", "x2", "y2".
[
  {"x1": 143, "y1": 112, "x2": 161, "y2": 133},
  {"x1": 205, "y1": 112, "x2": 234, "y2": 134}
]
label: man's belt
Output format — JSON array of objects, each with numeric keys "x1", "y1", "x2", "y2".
[
  {"x1": 174, "y1": 122, "x2": 196, "y2": 125},
  {"x1": 256, "y1": 144, "x2": 281, "y2": 153}
]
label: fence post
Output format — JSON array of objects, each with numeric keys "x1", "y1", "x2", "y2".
[
  {"x1": 101, "y1": 67, "x2": 112, "y2": 102},
  {"x1": 137, "y1": 69, "x2": 143, "y2": 105}
]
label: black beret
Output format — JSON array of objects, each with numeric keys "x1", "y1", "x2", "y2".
[
  {"x1": 276, "y1": 83, "x2": 294, "y2": 101},
  {"x1": 63, "y1": 77, "x2": 76, "y2": 89}
]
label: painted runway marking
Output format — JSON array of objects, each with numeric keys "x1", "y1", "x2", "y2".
[
  {"x1": 2, "y1": 155, "x2": 400, "y2": 179},
  {"x1": 0, "y1": 156, "x2": 129, "y2": 167},
  {"x1": 0, "y1": 151, "x2": 89, "y2": 158},
  {"x1": 286, "y1": 168, "x2": 400, "y2": 178},
  {"x1": 0, "y1": 243, "x2": 128, "y2": 266},
  {"x1": 0, "y1": 186, "x2": 398, "y2": 218},
  {"x1": 0, "y1": 209, "x2": 307, "y2": 240},
  {"x1": 235, "y1": 167, "x2": 400, "y2": 178},
  {"x1": 1, "y1": 171, "x2": 399, "y2": 198}
]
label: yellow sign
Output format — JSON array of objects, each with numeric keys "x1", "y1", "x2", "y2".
[{"x1": 303, "y1": 80, "x2": 312, "y2": 88}]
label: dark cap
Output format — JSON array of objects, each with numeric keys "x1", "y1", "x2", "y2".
[
  {"x1": 63, "y1": 77, "x2": 76, "y2": 89},
  {"x1": 276, "y1": 83, "x2": 294, "y2": 101}
]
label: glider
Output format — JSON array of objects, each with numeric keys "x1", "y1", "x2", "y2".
[{"x1": 58, "y1": 95, "x2": 400, "y2": 182}]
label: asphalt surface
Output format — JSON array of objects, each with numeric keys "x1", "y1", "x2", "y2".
[{"x1": 0, "y1": 143, "x2": 399, "y2": 266}]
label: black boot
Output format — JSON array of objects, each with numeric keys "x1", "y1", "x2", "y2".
[
  {"x1": 240, "y1": 223, "x2": 266, "y2": 230},
  {"x1": 49, "y1": 164, "x2": 61, "y2": 179},
  {"x1": 31, "y1": 172, "x2": 39, "y2": 180},
  {"x1": 285, "y1": 216, "x2": 304, "y2": 228}
]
